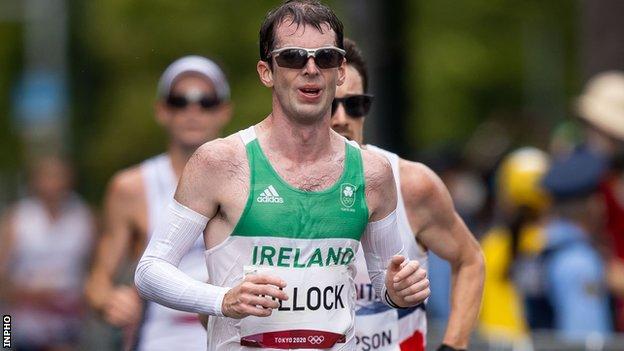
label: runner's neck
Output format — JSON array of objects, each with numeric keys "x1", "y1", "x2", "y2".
[{"x1": 258, "y1": 114, "x2": 339, "y2": 163}]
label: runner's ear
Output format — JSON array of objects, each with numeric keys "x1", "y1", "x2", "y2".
[
  {"x1": 154, "y1": 100, "x2": 170, "y2": 127},
  {"x1": 336, "y1": 58, "x2": 346, "y2": 86},
  {"x1": 257, "y1": 60, "x2": 274, "y2": 88}
]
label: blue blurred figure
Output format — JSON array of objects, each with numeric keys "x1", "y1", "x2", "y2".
[{"x1": 541, "y1": 148, "x2": 613, "y2": 341}]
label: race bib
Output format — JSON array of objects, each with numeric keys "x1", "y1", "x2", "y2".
[
  {"x1": 355, "y1": 304, "x2": 400, "y2": 351},
  {"x1": 240, "y1": 265, "x2": 353, "y2": 349}
]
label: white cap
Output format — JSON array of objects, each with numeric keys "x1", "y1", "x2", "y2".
[
  {"x1": 576, "y1": 70, "x2": 624, "y2": 141},
  {"x1": 157, "y1": 55, "x2": 230, "y2": 101}
]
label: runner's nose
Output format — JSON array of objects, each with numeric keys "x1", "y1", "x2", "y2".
[
  {"x1": 331, "y1": 103, "x2": 348, "y2": 126},
  {"x1": 303, "y1": 57, "x2": 320, "y2": 76}
]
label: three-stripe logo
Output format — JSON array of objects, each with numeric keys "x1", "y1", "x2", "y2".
[{"x1": 256, "y1": 185, "x2": 284, "y2": 203}]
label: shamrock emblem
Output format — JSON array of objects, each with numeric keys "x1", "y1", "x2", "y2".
[
  {"x1": 343, "y1": 186, "x2": 354, "y2": 198},
  {"x1": 340, "y1": 183, "x2": 356, "y2": 208}
]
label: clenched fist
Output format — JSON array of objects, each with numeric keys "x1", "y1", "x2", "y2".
[
  {"x1": 221, "y1": 274, "x2": 289, "y2": 319},
  {"x1": 385, "y1": 255, "x2": 430, "y2": 307}
]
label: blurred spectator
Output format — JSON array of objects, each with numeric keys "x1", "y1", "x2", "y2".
[
  {"x1": 576, "y1": 71, "x2": 624, "y2": 332},
  {"x1": 548, "y1": 120, "x2": 583, "y2": 158},
  {"x1": 479, "y1": 147, "x2": 549, "y2": 345},
  {"x1": 541, "y1": 148, "x2": 612, "y2": 341},
  {"x1": 0, "y1": 155, "x2": 95, "y2": 351},
  {"x1": 84, "y1": 56, "x2": 232, "y2": 350}
]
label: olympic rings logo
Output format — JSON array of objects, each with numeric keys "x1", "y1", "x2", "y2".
[{"x1": 307, "y1": 335, "x2": 325, "y2": 344}]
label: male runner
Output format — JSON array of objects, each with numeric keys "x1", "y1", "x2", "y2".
[
  {"x1": 135, "y1": 1, "x2": 430, "y2": 350},
  {"x1": 331, "y1": 39, "x2": 484, "y2": 351},
  {"x1": 85, "y1": 55, "x2": 232, "y2": 350}
]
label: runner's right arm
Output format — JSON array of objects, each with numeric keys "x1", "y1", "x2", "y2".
[
  {"x1": 135, "y1": 140, "x2": 288, "y2": 318},
  {"x1": 85, "y1": 170, "x2": 143, "y2": 327}
]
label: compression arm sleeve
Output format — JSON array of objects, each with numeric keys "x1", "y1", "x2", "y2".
[
  {"x1": 360, "y1": 209, "x2": 405, "y2": 308},
  {"x1": 135, "y1": 200, "x2": 230, "y2": 316}
]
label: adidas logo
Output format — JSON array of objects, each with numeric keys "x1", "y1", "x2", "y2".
[{"x1": 256, "y1": 185, "x2": 284, "y2": 203}]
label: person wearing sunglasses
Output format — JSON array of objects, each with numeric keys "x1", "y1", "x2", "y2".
[
  {"x1": 85, "y1": 55, "x2": 231, "y2": 351},
  {"x1": 135, "y1": 1, "x2": 431, "y2": 350},
  {"x1": 331, "y1": 39, "x2": 484, "y2": 351}
]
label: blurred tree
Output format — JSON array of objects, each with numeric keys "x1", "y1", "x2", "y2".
[
  {"x1": 0, "y1": 23, "x2": 23, "y2": 170},
  {"x1": 0, "y1": 21, "x2": 25, "y2": 206},
  {"x1": 409, "y1": 0, "x2": 578, "y2": 152}
]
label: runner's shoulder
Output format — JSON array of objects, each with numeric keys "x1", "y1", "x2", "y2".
[
  {"x1": 188, "y1": 135, "x2": 247, "y2": 177},
  {"x1": 398, "y1": 158, "x2": 451, "y2": 209},
  {"x1": 361, "y1": 148, "x2": 394, "y2": 189},
  {"x1": 107, "y1": 164, "x2": 145, "y2": 202},
  {"x1": 361, "y1": 148, "x2": 397, "y2": 220}
]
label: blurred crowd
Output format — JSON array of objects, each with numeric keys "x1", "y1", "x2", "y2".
[
  {"x1": 427, "y1": 71, "x2": 624, "y2": 349},
  {"x1": 2, "y1": 63, "x2": 624, "y2": 350}
]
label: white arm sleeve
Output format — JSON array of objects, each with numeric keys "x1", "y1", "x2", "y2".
[
  {"x1": 135, "y1": 200, "x2": 230, "y2": 316},
  {"x1": 360, "y1": 209, "x2": 405, "y2": 307}
]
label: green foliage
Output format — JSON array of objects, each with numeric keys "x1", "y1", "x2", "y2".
[
  {"x1": 0, "y1": 23, "x2": 24, "y2": 171},
  {"x1": 409, "y1": 0, "x2": 578, "y2": 149}
]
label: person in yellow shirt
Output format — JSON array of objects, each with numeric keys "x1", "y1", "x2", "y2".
[{"x1": 480, "y1": 147, "x2": 550, "y2": 346}]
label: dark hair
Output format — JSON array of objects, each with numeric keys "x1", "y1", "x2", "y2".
[
  {"x1": 343, "y1": 38, "x2": 369, "y2": 93},
  {"x1": 259, "y1": 0, "x2": 344, "y2": 62}
]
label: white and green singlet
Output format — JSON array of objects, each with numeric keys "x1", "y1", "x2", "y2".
[{"x1": 205, "y1": 126, "x2": 369, "y2": 350}]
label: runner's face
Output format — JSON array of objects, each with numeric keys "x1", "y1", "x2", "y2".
[
  {"x1": 31, "y1": 157, "x2": 73, "y2": 203},
  {"x1": 157, "y1": 74, "x2": 231, "y2": 150},
  {"x1": 270, "y1": 21, "x2": 345, "y2": 124},
  {"x1": 331, "y1": 65, "x2": 365, "y2": 144}
]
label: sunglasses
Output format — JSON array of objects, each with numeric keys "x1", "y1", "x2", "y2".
[
  {"x1": 269, "y1": 46, "x2": 346, "y2": 69},
  {"x1": 166, "y1": 90, "x2": 221, "y2": 111},
  {"x1": 331, "y1": 94, "x2": 374, "y2": 118}
]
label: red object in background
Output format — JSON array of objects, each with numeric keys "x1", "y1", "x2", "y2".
[{"x1": 601, "y1": 177, "x2": 624, "y2": 332}]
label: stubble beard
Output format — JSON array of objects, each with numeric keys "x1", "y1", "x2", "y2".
[{"x1": 277, "y1": 91, "x2": 330, "y2": 126}]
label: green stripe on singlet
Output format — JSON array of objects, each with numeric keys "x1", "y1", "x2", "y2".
[{"x1": 231, "y1": 138, "x2": 369, "y2": 241}]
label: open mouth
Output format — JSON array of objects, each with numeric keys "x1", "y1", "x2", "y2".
[{"x1": 298, "y1": 87, "x2": 322, "y2": 99}]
